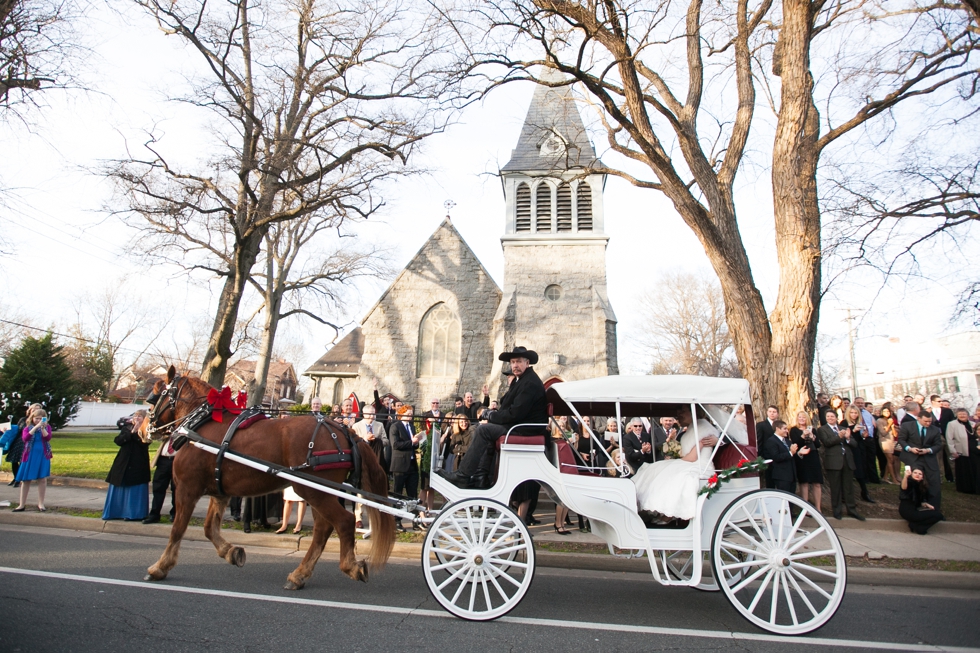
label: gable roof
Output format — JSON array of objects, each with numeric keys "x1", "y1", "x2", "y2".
[
  {"x1": 303, "y1": 327, "x2": 365, "y2": 377},
  {"x1": 226, "y1": 359, "x2": 297, "y2": 385},
  {"x1": 358, "y1": 217, "x2": 501, "y2": 325},
  {"x1": 501, "y1": 71, "x2": 602, "y2": 173}
]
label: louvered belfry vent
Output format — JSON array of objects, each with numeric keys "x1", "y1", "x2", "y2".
[
  {"x1": 576, "y1": 182, "x2": 593, "y2": 231},
  {"x1": 557, "y1": 183, "x2": 572, "y2": 231},
  {"x1": 536, "y1": 183, "x2": 552, "y2": 232},
  {"x1": 516, "y1": 182, "x2": 531, "y2": 232}
]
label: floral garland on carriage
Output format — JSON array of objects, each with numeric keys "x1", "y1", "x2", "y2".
[{"x1": 698, "y1": 457, "x2": 768, "y2": 499}]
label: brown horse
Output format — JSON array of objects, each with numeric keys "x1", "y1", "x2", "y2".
[{"x1": 143, "y1": 366, "x2": 394, "y2": 589}]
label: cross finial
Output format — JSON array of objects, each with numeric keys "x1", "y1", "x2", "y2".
[{"x1": 444, "y1": 200, "x2": 456, "y2": 218}]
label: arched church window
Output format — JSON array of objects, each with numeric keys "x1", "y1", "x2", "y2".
[
  {"x1": 331, "y1": 378, "x2": 345, "y2": 406},
  {"x1": 515, "y1": 182, "x2": 531, "y2": 232},
  {"x1": 535, "y1": 183, "x2": 552, "y2": 232},
  {"x1": 556, "y1": 183, "x2": 572, "y2": 231},
  {"x1": 417, "y1": 302, "x2": 461, "y2": 378},
  {"x1": 576, "y1": 182, "x2": 593, "y2": 231}
]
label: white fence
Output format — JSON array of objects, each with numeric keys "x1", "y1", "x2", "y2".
[{"x1": 68, "y1": 402, "x2": 144, "y2": 428}]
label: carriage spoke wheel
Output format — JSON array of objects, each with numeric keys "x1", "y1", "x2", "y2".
[
  {"x1": 711, "y1": 490, "x2": 846, "y2": 635},
  {"x1": 422, "y1": 499, "x2": 535, "y2": 621}
]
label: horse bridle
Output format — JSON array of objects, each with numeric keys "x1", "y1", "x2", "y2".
[{"x1": 146, "y1": 375, "x2": 198, "y2": 438}]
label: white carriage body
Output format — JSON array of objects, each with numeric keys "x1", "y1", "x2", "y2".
[{"x1": 425, "y1": 375, "x2": 847, "y2": 632}]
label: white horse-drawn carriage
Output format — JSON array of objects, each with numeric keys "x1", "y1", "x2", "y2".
[
  {"x1": 421, "y1": 375, "x2": 847, "y2": 634},
  {"x1": 178, "y1": 374, "x2": 845, "y2": 635}
]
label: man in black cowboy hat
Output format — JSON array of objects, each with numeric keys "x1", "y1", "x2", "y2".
[{"x1": 437, "y1": 346, "x2": 548, "y2": 489}]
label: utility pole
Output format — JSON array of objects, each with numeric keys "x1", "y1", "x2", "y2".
[{"x1": 845, "y1": 309, "x2": 858, "y2": 399}]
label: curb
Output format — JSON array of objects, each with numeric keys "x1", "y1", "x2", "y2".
[
  {"x1": 2, "y1": 511, "x2": 979, "y2": 589},
  {"x1": 4, "y1": 473, "x2": 980, "y2": 536}
]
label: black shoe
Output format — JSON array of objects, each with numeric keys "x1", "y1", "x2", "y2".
[
  {"x1": 861, "y1": 494, "x2": 876, "y2": 504},
  {"x1": 833, "y1": 511, "x2": 842, "y2": 520},
  {"x1": 436, "y1": 468, "x2": 476, "y2": 489},
  {"x1": 848, "y1": 510, "x2": 866, "y2": 521},
  {"x1": 142, "y1": 515, "x2": 161, "y2": 524},
  {"x1": 243, "y1": 524, "x2": 251, "y2": 533},
  {"x1": 472, "y1": 474, "x2": 492, "y2": 490},
  {"x1": 526, "y1": 518, "x2": 540, "y2": 526},
  {"x1": 231, "y1": 513, "x2": 241, "y2": 522},
  {"x1": 6, "y1": 480, "x2": 15, "y2": 486}
]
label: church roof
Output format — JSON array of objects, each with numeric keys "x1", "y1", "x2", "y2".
[
  {"x1": 359, "y1": 217, "x2": 501, "y2": 324},
  {"x1": 501, "y1": 72, "x2": 602, "y2": 173},
  {"x1": 303, "y1": 327, "x2": 364, "y2": 377}
]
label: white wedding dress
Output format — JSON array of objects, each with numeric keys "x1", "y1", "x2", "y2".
[{"x1": 632, "y1": 419, "x2": 719, "y2": 521}]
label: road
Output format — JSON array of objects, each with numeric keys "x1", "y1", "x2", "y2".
[{"x1": 0, "y1": 524, "x2": 977, "y2": 652}]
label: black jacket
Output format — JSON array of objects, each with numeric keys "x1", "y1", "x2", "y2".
[
  {"x1": 388, "y1": 420, "x2": 418, "y2": 474},
  {"x1": 488, "y1": 367, "x2": 548, "y2": 434},
  {"x1": 105, "y1": 421, "x2": 151, "y2": 487},
  {"x1": 897, "y1": 420, "x2": 943, "y2": 471},
  {"x1": 623, "y1": 429, "x2": 653, "y2": 468},
  {"x1": 756, "y1": 419, "x2": 776, "y2": 451},
  {"x1": 762, "y1": 434, "x2": 797, "y2": 482}
]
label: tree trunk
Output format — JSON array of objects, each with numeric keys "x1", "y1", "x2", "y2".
[
  {"x1": 200, "y1": 229, "x2": 265, "y2": 387},
  {"x1": 248, "y1": 256, "x2": 285, "y2": 408},
  {"x1": 768, "y1": 0, "x2": 821, "y2": 421}
]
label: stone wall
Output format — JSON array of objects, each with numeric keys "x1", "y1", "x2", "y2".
[
  {"x1": 491, "y1": 239, "x2": 618, "y2": 385},
  {"x1": 350, "y1": 219, "x2": 502, "y2": 408}
]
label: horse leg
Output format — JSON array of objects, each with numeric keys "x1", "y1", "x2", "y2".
[
  {"x1": 319, "y1": 495, "x2": 365, "y2": 583},
  {"x1": 284, "y1": 505, "x2": 334, "y2": 590},
  {"x1": 203, "y1": 496, "x2": 245, "y2": 567},
  {"x1": 145, "y1": 481, "x2": 202, "y2": 581}
]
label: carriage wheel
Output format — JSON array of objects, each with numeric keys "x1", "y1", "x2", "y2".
[
  {"x1": 662, "y1": 551, "x2": 719, "y2": 591},
  {"x1": 711, "y1": 490, "x2": 846, "y2": 635},
  {"x1": 422, "y1": 498, "x2": 535, "y2": 621}
]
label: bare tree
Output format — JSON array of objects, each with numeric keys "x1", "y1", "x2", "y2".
[
  {"x1": 812, "y1": 334, "x2": 844, "y2": 395},
  {"x1": 446, "y1": 0, "x2": 978, "y2": 416},
  {"x1": 245, "y1": 216, "x2": 391, "y2": 407},
  {"x1": 0, "y1": 0, "x2": 80, "y2": 117},
  {"x1": 636, "y1": 272, "x2": 739, "y2": 378},
  {"x1": 105, "y1": 0, "x2": 462, "y2": 387}
]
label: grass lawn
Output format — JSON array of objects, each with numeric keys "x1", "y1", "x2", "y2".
[{"x1": 46, "y1": 431, "x2": 157, "y2": 480}]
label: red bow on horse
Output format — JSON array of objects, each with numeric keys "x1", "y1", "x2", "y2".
[{"x1": 206, "y1": 386, "x2": 243, "y2": 423}]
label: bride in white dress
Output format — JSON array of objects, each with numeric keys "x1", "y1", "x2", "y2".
[{"x1": 632, "y1": 405, "x2": 743, "y2": 521}]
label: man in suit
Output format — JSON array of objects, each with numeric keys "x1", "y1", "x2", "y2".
[
  {"x1": 352, "y1": 405, "x2": 389, "y2": 533},
  {"x1": 388, "y1": 405, "x2": 422, "y2": 529},
  {"x1": 901, "y1": 401, "x2": 920, "y2": 425},
  {"x1": 757, "y1": 405, "x2": 779, "y2": 488},
  {"x1": 438, "y1": 346, "x2": 548, "y2": 489},
  {"x1": 929, "y1": 394, "x2": 956, "y2": 483},
  {"x1": 818, "y1": 410, "x2": 865, "y2": 520},
  {"x1": 623, "y1": 418, "x2": 654, "y2": 469},
  {"x1": 898, "y1": 410, "x2": 944, "y2": 508},
  {"x1": 762, "y1": 420, "x2": 800, "y2": 493}
]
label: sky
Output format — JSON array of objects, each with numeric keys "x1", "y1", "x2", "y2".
[{"x1": 0, "y1": 1, "x2": 969, "y2": 393}]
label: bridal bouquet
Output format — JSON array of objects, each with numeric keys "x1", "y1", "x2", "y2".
[{"x1": 662, "y1": 439, "x2": 682, "y2": 459}]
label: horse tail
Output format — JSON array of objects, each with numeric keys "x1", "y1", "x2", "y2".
[{"x1": 358, "y1": 439, "x2": 394, "y2": 572}]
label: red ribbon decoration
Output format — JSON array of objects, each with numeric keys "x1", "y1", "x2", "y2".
[
  {"x1": 236, "y1": 390, "x2": 248, "y2": 409},
  {"x1": 206, "y1": 386, "x2": 243, "y2": 423}
]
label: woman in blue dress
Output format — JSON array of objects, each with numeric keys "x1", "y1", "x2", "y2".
[
  {"x1": 102, "y1": 411, "x2": 151, "y2": 521},
  {"x1": 12, "y1": 408, "x2": 53, "y2": 512}
]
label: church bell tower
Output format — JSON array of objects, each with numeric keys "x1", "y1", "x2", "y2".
[{"x1": 490, "y1": 73, "x2": 619, "y2": 390}]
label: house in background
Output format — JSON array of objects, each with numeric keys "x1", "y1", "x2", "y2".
[
  {"x1": 837, "y1": 331, "x2": 980, "y2": 409},
  {"x1": 225, "y1": 359, "x2": 299, "y2": 409}
]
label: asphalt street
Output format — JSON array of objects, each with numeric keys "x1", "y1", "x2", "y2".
[{"x1": 1, "y1": 524, "x2": 977, "y2": 653}]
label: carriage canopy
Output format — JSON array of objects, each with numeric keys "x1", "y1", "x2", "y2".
[{"x1": 545, "y1": 375, "x2": 752, "y2": 416}]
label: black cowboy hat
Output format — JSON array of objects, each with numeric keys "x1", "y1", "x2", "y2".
[{"x1": 498, "y1": 346, "x2": 538, "y2": 365}]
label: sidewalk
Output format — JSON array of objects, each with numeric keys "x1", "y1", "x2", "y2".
[{"x1": 3, "y1": 473, "x2": 979, "y2": 565}]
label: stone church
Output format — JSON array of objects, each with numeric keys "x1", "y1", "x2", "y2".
[{"x1": 304, "y1": 78, "x2": 619, "y2": 407}]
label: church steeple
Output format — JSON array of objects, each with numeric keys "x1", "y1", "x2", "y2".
[
  {"x1": 499, "y1": 71, "x2": 607, "y2": 238},
  {"x1": 491, "y1": 72, "x2": 618, "y2": 389}
]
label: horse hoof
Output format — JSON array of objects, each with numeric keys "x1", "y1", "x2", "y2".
[
  {"x1": 231, "y1": 547, "x2": 246, "y2": 567},
  {"x1": 283, "y1": 580, "x2": 304, "y2": 591},
  {"x1": 144, "y1": 569, "x2": 166, "y2": 582},
  {"x1": 357, "y1": 562, "x2": 369, "y2": 583}
]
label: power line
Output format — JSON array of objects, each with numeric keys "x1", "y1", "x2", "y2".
[
  {"x1": 0, "y1": 317, "x2": 166, "y2": 361},
  {"x1": 3, "y1": 212, "x2": 120, "y2": 266}
]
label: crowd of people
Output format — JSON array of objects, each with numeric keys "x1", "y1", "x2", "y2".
[
  {"x1": 755, "y1": 392, "x2": 980, "y2": 534},
  {"x1": 5, "y1": 377, "x2": 978, "y2": 540}
]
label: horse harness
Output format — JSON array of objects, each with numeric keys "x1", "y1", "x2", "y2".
[{"x1": 173, "y1": 404, "x2": 363, "y2": 496}]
